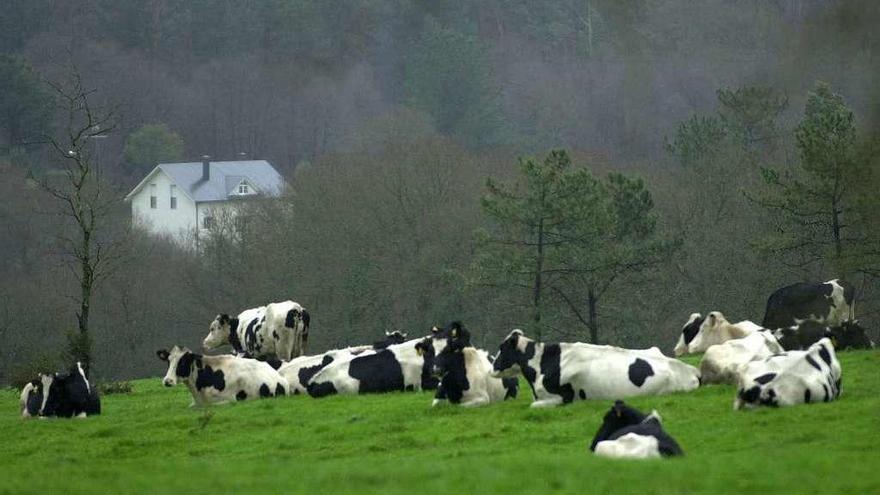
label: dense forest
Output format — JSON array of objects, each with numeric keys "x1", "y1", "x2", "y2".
[{"x1": 1, "y1": 0, "x2": 878, "y2": 383}]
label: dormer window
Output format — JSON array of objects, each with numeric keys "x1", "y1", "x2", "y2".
[{"x1": 238, "y1": 184, "x2": 250, "y2": 195}]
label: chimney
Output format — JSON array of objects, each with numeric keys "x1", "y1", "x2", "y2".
[{"x1": 201, "y1": 155, "x2": 211, "y2": 181}]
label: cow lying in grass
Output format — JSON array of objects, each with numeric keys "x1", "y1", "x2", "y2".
[
  {"x1": 157, "y1": 346, "x2": 289, "y2": 406},
  {"x1": 20, "y1": 362, "x2": 101, "y2": 418},
  {"x1": 492, "y1": 330, "x2": 700, "y2": 407},
  {"x1": 203, "y1": 300, "x2": 310, "y2": 361},
  {"x1": 415, "y1": 326, "x2": 517, "y2": 407},
  {"x1": 280, "y1": 331, "x2": 408, "y2": 394},
  {"x1": 674, "y1": 311, "x2": 763, "y2": 356},
  {"x1": 774, "y1": 320, "x2": 873, "y2": 351},
  {"x1": 699, "y1": 331, "x2": 784, "y2": 384},
  {"x1": 589, "y1": 400, "x2": 683, "y2": 459},
  {"x1": 305, "y1": 323, "x2": 467, "y2": 397},
  {"x1": 734, "y1": 337, "x2": 841, "y2": 409}
]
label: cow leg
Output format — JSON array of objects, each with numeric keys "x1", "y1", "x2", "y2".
[
  {"x1": 461, "y1": 395, "x2": 490, "y2": 408},
  {"x1": 530, "y1": 397, "x2": 564, "y2": 408},
  {"x1": 76, "y1": 412, "x2": 88, "y2": 419},
  {"x1": 431, "y1": 398, "x2": 448, "y2": 407}
]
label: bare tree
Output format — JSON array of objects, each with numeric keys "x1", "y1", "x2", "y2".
[{"x1": 39, "y1": 63, "x2": 123, "y2": 376}]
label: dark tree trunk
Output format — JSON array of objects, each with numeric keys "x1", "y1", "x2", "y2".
[{"x1": 587, "y1": 287, "x2": 598, "y2": 344}]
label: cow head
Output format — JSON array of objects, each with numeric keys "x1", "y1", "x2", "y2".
[
  {"x1": 687, "y1": 311, "x2": 729, "y2": 354},
  {"x1": 589, "y1": 400, "x2": 651, "y2": 451},
  {"x1": 203, "y1": 314, "x2": 232, "y2": 350},
  {"x1": 20, "y1": 380, "x2": 43, "y2": 418},
  {"x1": 491, "y1": 329, "x2": 531, "y2": 378},
  {"x1": 432, "y1": 335, "x2": 468, "y2": 378},
  {"x1": 674, "y1": 313, "x2": 704, "y2": 356},
  {"x1": 157, "y1": 346, "x2": 200, "y2": 387},
  {"x1": 833, "y1": 320, "x2": 873, "y2": 350},
  {"x1": 427, "y1": 321, "x2": 470, "y2": 357}
]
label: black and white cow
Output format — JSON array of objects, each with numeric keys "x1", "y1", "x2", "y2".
[
  {"x1": 492, "y1": 330, "x2": 700, "y2": 408},
  {"x1": 157, "y1": 346, "x2": 289, "y2": 406},
  {"x1": 589, "y1": 401, "x2": 683, "y2": 459},
  {"x1": 762, "y1": 279, "x2": 855, "y2": 329},
  {"x1": 774, "y1": 320, "x2": 873, "y2": 351},
  {"x1": 279, "y1": 331, "x2": 409, "y2": 394},
  {"x1": 673, "y1": 311, "x2": 763, "y2": 356},
  {"x1": 305, "y1": 323, "x2": 463, "y2": 398},
  {"x1": 20, "y1": 362, "x2": 101, "y2": 418},
  {"x1": 415, "y1": 327, "x2": 517, "y2": 407},
  {"x1": 699, "y1": 331, "x2": 784, "y2": 384},
  {"x1": 734, "y1": 337, "x2": 842, "y2": 409},
  {"x1": 203, "y1": 300, "x2": 310, "y2": 361}
]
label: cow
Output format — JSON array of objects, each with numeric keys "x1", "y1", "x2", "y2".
[
  {"x1": 279, "y1": 331, "x2": 409, "y2": 394},
  {"x1": 762, "y1": 279, "x2": 855, "y2": 329},
  {"x1": 491, "y1": 330, "x2": 700, "y2": 408},
  {"x1": 774, "y1": 320, "x2": 873, "y2": 351},
  {"x1": 20, "y1": 382, "x2": 41, "y2": 418},
  {"x1": 699, "y1": 331, "x2": 784, "y2": 384},
  {"x1": 589, "y1": 400, "x2": 684, "y2": 459},
  {"x1": 733, "y1": 337, "x2": 841, "y2": 409},
  {"x1": 21, "y1": 362, "x2": 101, "y2": 418},
  {"x1": 415, "y1": 327, "x2": 517, "y2": 407},
  {"x1": 305, "y1": 323, "x2": 463, "y2": 398},
  {"x1": 203, "y1": 300, "x2": 310, "y2": 361},
  {"x1": 156, "y1": 346, "x2": 289, "y2": 406},
  {"x1": 674, "y1": 311, "x2": 763, "y2": 356}
]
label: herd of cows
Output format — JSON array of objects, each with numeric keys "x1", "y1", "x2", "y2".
[{"x1": 18, "y1": 279, "x2": 875, "y2": 459}]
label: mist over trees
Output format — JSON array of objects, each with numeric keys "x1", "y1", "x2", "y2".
[{"x1": 0, "y1": 0, "x2": 878, "y2": 383}]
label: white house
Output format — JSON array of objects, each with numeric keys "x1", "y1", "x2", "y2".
[{"x1": 125, "y1": 158, "x2": 285, "y2": 245}]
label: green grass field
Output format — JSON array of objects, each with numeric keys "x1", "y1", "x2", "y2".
[{"x1": 2, "y1": 351, "x2": 878, "y2": 495}]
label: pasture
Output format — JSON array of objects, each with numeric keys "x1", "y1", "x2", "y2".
[{"x1": 2, "y1": 351, "x2": 878, "y2": 495}]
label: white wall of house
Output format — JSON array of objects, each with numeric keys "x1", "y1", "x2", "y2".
[{"x1": 130, "y1": 170, "x2": 198, "y2": 242}]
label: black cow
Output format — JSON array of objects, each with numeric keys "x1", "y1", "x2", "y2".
[
  {"x1": 775, "y1": 320, "x2": 873, "y2": 351},
  {"x1": 589, "y1": 400, "x2": 683, "y2": 459},
  {"x1": 21, "y1": 362, "x2": 101, "y2": 418},
  {"x1": 762, "y1": 279, "x2": 855, "y2": 329}
]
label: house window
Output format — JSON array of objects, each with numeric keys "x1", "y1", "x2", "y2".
[
  {"x1": 170, "y1": 185, "x2": 177, "y2": 210},
  {"x1": 203, "y1": 216, "x2": 215, "y2": 230},
  {"x1": 238, "y1": 183, "x2": 249, "y2": 194},
  {"x1": 150, "y1": 184, "x2": 157, "y2": 209}
]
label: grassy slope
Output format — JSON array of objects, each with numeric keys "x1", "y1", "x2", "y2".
[{"x1": 1, "y1": 351, "x2": 878, "y2": 495}]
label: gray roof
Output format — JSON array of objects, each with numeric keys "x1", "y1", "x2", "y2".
[{"x1": 126, "y1": 160, "x2": 285, "y2": 202}]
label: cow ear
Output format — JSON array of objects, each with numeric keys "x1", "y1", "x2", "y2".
[
  {"x1": 451, "y1": 328, "x2": 458, "y2": 338},
  {"x1": 156, "y1": 349, "x2": 170, "y2": 362},
  {"x1": 220, "y1": 314, "x2": 230, "y2": 324},
  {"x1": 431, "y1": 326, "x2": 439, "y2": 334},
  {"x1": 415, "y1": 345, "x2": 424, "y2": 356}
]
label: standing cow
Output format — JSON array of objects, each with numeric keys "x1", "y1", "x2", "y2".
[
  {"x1": 733, "y1": 337, "x2": 841, "y2": 409},
  {"x1": 203, "y1": 300, "x2": 310, "y2": 361},
  {"x1": 762, "y1": 279, "x2": 855, "y2": 329},
  {"x1": 674, "y1": 312, "x2": 763, "y2": 356},
  {"x1": 491, "y1": 330, "x2": 700, "y2": 408},
  {"x1": 157, "y1": 346, "x2": 289, "y2": 406}
]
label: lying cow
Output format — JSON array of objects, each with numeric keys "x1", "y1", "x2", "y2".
[
  {"x1": 491, "y1": 330, "x2": 700, "y2": 408},
  {"x1": 734, "y1": 337, "x2": 841, "y2": 409},
  {"x1": 774, "y1": 320, "x2": 873, "y2": 351},
  {"x1": 762, "y1": 279, "x2": 855, "y2": 329},
  {"x1": 305, "y1": 323, "x2": 464, "y2": 398},
  {"x1": 415, "y1": 327, "x2": 517, "y2": 407},
  {"x1": 699, "y1": 331, "x2": 784, "y2": 384},
  {"x1": 590, "y1": 400, "x2": 683, "y2": 459},
  {"x1": 157, "y1": 346, "x2": 289, "y2": 406},
  {"x1": 279, "y1": 331, "x2": 409, "y2": 394},
  {"x1": 203, "y1": 300, "x2": 310, "y2": 361},
  {"x1": 21, "y1": 362, "x2": 101, "y2": 418},
  {"x1": 674, "y1": 311, "x2": 763, "y2": 356}
]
